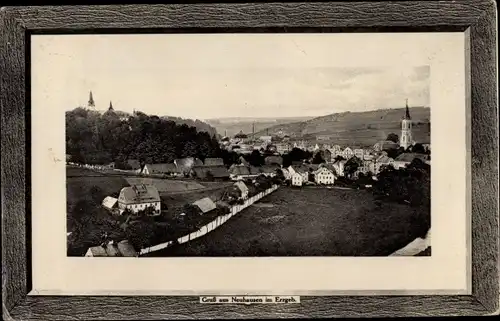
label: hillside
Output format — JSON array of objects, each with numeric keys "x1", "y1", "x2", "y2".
[
  {"x1": 254, "y1": 107, "x2": 430, "y2": 147},
  {"x1": 97, "y1": 109, "x2": 218, "y2": 137},
  {"x1": 161, "y1": 116, "x2": 218, "y2": 137},
  {"x1": 205, "y1": 117, "x2": 314, "y2": 137}
]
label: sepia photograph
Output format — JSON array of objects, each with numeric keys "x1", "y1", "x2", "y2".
[
  {"x1": 45, "y1": 34, "x2": 433, "y2": 258},
  {"x1": 4, "y1": 3, "x2": 496, "y2": 318}
]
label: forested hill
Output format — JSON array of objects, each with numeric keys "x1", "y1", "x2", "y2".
[
  {"x1": 254, "y1": 107, "x2": 431, "y2": 147},
  {"x1": 161, "y1": 116, "x2": 218, "y2": 138},
  {"x1": 66, "y1": 108, "x2": 221, "y2": 165},
  {"x1": 95, "y1": 110, "x2": 218, "y2": 137}
]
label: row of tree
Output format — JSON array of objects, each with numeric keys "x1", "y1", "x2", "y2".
[{"x1": 66, "y1": 108, "x2": 222, "y2": 165}]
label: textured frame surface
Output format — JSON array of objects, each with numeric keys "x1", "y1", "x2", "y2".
[{"x1": 1, "y1": 2, "x2": 498, "y2": 319}]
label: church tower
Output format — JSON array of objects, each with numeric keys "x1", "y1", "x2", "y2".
[
  {"x1": 88, "y1": 91, "x2": 95, "y2": 110},
  {"x1": 400, "y1": 99, "x2": 412, "y2": 150}
]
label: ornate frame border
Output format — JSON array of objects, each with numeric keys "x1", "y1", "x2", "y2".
[{"x1": 1, "y1": 2, "x2": 498, "y2": 318}]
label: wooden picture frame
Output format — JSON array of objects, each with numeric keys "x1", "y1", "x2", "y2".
[{"x1": 1, "y1": 1, "x2": 498, "y2": 318}]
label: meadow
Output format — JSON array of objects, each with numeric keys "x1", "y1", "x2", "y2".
[{"x1": 154, "y1": 186, "x2": 429, "y2": 257}]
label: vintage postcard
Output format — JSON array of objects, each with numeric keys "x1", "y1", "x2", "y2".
[{"x1": 31, "y1": 33, "x2": 467, "y2": 295}]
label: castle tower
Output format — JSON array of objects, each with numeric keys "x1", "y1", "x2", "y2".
[
  {"x1": 400, "y1": 99, "x2": 412, "y2": 150},
  {"x1": 88, "y1": 91, "x2": 95, "y2": 110}
]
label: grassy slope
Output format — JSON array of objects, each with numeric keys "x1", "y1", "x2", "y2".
[
  {"x1": 153, "y1": 187, "x2": 429, "y2": 257},
  {"x1": 254, "y1": 107, "x2": 430, "y2": 147}
]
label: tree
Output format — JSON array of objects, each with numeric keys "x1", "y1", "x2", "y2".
[
  {"x1": 411, "y1": 143, "x2": 426, "y2": 154},
  {"x1": 344, "y1": 156, "x2": 363, "y2": 178},
  {"x1": 333, "y1": 155, "x2": 346, "y2": 162},
  {"x1": 312, "y1": 152, "x2": 325, "y2": 164},
  {"x1": 386, "y1": 133, "x2": 399, "y2": 143},
  {"x1": 247, "y1": 150, "x2": 264, "y2": 167},
  {"x1": 65, "y1": 107, "x2": 221, "y2": 166}
]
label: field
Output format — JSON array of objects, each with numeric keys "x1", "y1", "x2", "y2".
[
  {"x1": 253, "y1": 107, "x2": 430, "y2": 147},
  {"x1": 151, "y1": 187, "x2": 430, "y2": 257}
]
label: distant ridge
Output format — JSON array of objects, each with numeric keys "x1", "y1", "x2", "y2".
[{"x1": 253, "y1": 107, "x2": 430, "y2": 147}]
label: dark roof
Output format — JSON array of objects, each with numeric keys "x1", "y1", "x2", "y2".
[
  {"x1": 249, "y1": 166, "x2": 261, "y2": 175},
  {"x1": 207, "y1": 165, "x2": 230, "y2": 178},
  {"x1": 204, "y1": 158, "x2": 224, "y2": 166},
  {"x1": 229, "y1": 165, "x2": 250, "y2": 176},
  {"x1": 118, "y1": 184, "x2": 160, "y2": 205},
  {"x1": 259, "y1": 165, "x2": 279, "y2": 174},
  {"x1": 239, "y1": 156, "x2": 250, "y2": 166},
  {"x1": 191, "y1": 166, "x2": 230, "y2": 179},
  {"x1": 127, "y1": 159, "x2": 141, "y2": 169},
  {"x1": 264, "y1": 156, "x2": 283, "y2": 166},
  {"x1": 376, "y1": 141, "x2": 400, "y2": 150},
  {"x1": 395, "y1": 153, "x2": 429, "y2": 162},
  {"x1": 404, "y1": 99, "x2": 412, "y2": 120},
  {"x1": 190, "y1": 166, "x2": 208, "y2": 179},
  {"x1": 144, "y1": 163, "x2": 179, "y2": 174},
  {"x1": 88, "y1": 240, "x2": 137, "y2": 257}
]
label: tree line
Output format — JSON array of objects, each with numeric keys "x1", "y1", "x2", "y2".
[{"x1": 66, "y1": 108, "x2": 221, "y2": 165}]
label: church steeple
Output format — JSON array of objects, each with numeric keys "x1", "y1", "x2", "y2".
[
  {"x1": 400, "y1": 98, "x2": 413, "y2": 149},
  {"x1": 108, "y1": 101, "x2": 114, "y2": 111},
  {"x1": 88, "y1": 91, "x2": 95, "y2": 109},
  {"x1": 404, "y1": 98, "x2": 411, "y2": 120}
]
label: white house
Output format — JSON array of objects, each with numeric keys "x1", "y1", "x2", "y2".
[
  {"x1": 342, "y1": 147, "x2": 354, "y2": 159},
  {"x1": 313, "y1": 167, "x2": 335, "y2": 185},
  {"x1": 332, "y1": 160, "x2": 347, "y2": 177},
  {"x1": 117, "y1": 184, "x2": 161, "y2": 215},
  {"x1": 353, "y1": 148, "x2": 364, "y2": 159},
  {"x1": 288, "y1": 165, "x2": 309, "y2": 184},
  {"x1": 280, "y1": 167, "x2": 292, "y2": 180},
  {"x1": 259, "y1": 136, "x2": 272, "y2": 143},
  {"x1": 290, "y1": 171, "x2": 303, "y2": 186},
  {"x1": 233, "y1": 181, "x2": 249, "y2": 200}
]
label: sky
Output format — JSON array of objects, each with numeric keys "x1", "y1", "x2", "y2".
[{"x1": 32, "y1": 34, "x2": 431, "y2": 120}]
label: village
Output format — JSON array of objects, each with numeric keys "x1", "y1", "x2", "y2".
[{"x1": 67, "y1": 96, "x2": 431, "y2": 258}]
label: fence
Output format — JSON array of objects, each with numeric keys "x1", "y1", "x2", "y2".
[{"x1": 139, "y1": 184, "x2": 279, "y2": 255}]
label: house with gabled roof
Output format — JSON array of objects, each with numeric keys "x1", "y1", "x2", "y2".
[
  {"x1": 264, "y1": 155, "x2": 283, "y2": 166},
  {"x1": 204, "y1": 158, "x2": 224, "y2": 166},
  {"x1": 233, "y1": 181, "x2": 249, "y2": 199},
  {"x1": 332, "y1": 159, "x2": 348, "y2": 177},
  {"x1": 190, "y1": 165, "x2": 230, "y2": 181},
  {"x1": 192, "y1": 197, "x2": 217, "y2": 215},
  {"x1": 393, "y1": 153, "x2": 430, "y2": 169},
  {"x1": 142, "y1": 163, "x2": 180, "y2": 176},
  {"x1": 342, "y1": 147, "x2": 354, "y2": 159},
  {"x1": 85, "y1": 240, "x2": 138, "y2": 257},
  {"x1": 102, "y1": 196, "x2": 118, "y2": 211},
  {"x1": 259, "y1": 164, "x2": 279, "y2": 177},
  {"x1": 313, "y1": 167, "x2": 335, "y2": 185},
  {"x1": 118, "y1": 184, "x2": 160, "y2": 215},
  {"x1": 373, "y1": 140, "x2": 399, "y2": 152}
]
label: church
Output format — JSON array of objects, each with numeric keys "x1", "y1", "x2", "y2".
[{"x1": 400, "y1": 98, "x2": 415, "y2": 150}]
